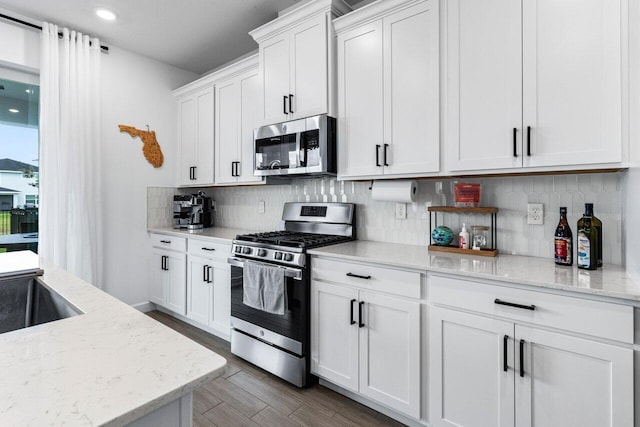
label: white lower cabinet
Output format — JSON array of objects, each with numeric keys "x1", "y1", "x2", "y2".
[
  {"x1": 310, "y1": 257, "x2": 422, "y2": 419},
  {"x1": 150, "y1": 247, "x2": 187, "y2": 315},
  {"x1": 429, "y1": 275, "x2": 634, "y2": 427},
  {"x1": 185, "y1": 239, "x2": 231, "y2": 340}
]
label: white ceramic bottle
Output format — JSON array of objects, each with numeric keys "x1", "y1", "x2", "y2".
[{"x1": 459, "y1": 223, "x2": 469, "y2": 249}]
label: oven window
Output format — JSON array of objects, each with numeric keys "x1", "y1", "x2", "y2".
[
  {"x1": 255, "y1": 133, "x2": 297, "y2": 170},
  {"x1": 230, "y1": 265, "x2": 307, "y2": 343}
]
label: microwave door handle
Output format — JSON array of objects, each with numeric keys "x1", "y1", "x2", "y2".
[{"x1": 300, "y1": 132, "x2": 307, "y2": 167}]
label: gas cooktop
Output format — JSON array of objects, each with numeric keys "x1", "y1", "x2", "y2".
[{"x1": 235, "y1": 230, "x2": 353, "y2": 249}]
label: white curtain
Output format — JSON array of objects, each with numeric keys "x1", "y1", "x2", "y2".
[{"x1": 39, "y1": 23, "x2": 103, "y2": 288}]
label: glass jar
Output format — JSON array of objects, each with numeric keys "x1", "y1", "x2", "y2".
[{"x1": 471, "y1": 226, "x2": 489, "y2": 250}]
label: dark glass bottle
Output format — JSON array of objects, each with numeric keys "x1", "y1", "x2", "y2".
[
  {"x1": 577, "y1": 215, "x2": 598, "y2": 270},
  {"x1": 554, "y1": 207, "x2": 573, "y2": 266},
  {"x1": 577, "y1": 203, "x2": 602, "y2": 267}
]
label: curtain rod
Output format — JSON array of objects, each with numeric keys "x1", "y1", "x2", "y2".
[{"x1": 0, "y1": 13, "x2": 109, "y2": 53}]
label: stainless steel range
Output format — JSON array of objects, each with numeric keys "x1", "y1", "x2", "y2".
[{"x1": 227, "y1": 202, "x2": 355, "y2": 387}]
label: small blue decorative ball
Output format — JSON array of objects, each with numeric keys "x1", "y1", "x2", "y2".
[{"x1": 432, "y1": 226, "x2": 454, "y2": 246}]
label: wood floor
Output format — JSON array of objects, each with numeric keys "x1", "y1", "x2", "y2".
[{"x1": 146, "y1": 311, "x2": 406, "y2": 427}]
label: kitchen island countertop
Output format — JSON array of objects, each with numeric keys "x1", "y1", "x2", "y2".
[
  {"x1": 0, "y1": 251, "x2": 226, "y2": 426},
  {"x1": 308, "y1": 240, "x2": 640, "y2": 303}
]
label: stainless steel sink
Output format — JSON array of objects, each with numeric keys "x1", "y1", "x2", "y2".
[{"x1": 0, "y1": 274, "x2": 80, "y2": 334}]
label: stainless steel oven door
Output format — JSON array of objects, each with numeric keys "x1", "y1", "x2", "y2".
[{"x1": 228, "y1": 257, "x2": 308, "y2": 353}]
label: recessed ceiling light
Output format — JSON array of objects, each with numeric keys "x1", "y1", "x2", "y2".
[
  {"x1": 25, "y1": 89, "x2": 32, "y2": 94},
  {"x1": 96, "y1": 8, "x2": 117, "y2": 21},
  {"x1": 9, "y1": 109, "x2": 19, "y2": 113}
]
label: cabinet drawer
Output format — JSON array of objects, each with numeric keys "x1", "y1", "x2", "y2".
[
  {"x1": 429, "y1": 274, "x2": 633, "y2": 344},
  {"x1": 150, "y1": 233, "x2": 187, "y2": 252},
  {"x1": 188, "y1": 239, "x2": 230, "y2": 260},
  {"x1": 312, "y1": 257, "x2": 421, "y2": 299}
]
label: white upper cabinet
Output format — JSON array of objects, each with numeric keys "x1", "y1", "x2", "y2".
[
  {"x1": 250, "y1": 0, "x2": 351, "y2": 126},
  {"x1": 214, "y1": 57, "x2": 263, "y2": 185},
  {"x1": 336, "y1": 0, "x2": 440, "y2": 180},
  {"x1": 446, "y1": 0, "x2": 624, "y2": 172},
  {"x1": 176, "y1": 87, "x2": 215, "y2": 186}
]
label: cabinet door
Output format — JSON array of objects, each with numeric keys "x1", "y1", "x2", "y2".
[
  {"x1": 515, "y1": 325, "x2": 633, "y2": 427},
  {"x1": 522, "y1": 0, "x2": 622, "y2": 168},
  {"x1": 383, "y1": 1, "x2": 440, "y2": 175},
  {"x1": 358, "y1": 291, "x2": 421, "y2": 418},
  {"x1": 165, "y1": 251, "x2": 187, "y2": 315},
  {"x1": 289, "y1": 15, "x2": 328, "y2": 120},
  {"x1": 186, "y1": 256, "x2": 211, "y2": 325},
  {"x1": 177, "y1": 96, "x2": 197, "y2": 185},
  {"x1": 238, "y1": 70, "x2": 263, "y2": 184},
  {"x1": 210, "y1": 260, "x2": 231, "y2": 337},
  {"x1": 260, "y1": 34, "x2": 290, "y2": 125},
  {"x1": 429, "y1": 306, "x2": 515, "y2": 427},
  {"x1": 445, "y1": 0, "x2": 522, "y2": 172},
  {"x1": 337, "y1": 21, "x2": 384, "y2": 179},
  {"x1": 150, "y1": 250, "x2": 167, "y2": 306},
  {"x1": 194, "y1": 88, "x2": 215, "y2": 185},
  {"x1": 215, "y1": 78, "x2": 240, "y2": 185},
  {"x1": 310, "y1": 280, "x2": 359, "y2": 392}
]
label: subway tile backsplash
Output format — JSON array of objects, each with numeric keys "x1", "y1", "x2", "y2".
[{"x1": 147, "y1": 172, "x2": 624, "y2": 265}]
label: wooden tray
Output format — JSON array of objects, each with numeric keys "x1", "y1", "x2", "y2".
[{"x1": 428, "y1": 245, "x2": 499, "y2": 257}]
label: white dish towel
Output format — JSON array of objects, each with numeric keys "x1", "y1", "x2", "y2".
[{"x1": 242, "y1": 261, "x2": 286, "y2": 315}]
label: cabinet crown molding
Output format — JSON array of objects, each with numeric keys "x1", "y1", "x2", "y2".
[
  {"x1": 334, "y1": 0, "x2": 428, "y2": 33},
  {"x1": 250, "y1": 0, "x2": 351, "y2": 43},
  {"x1": 173, "y1": 53, "x2": 258, "y2": 98}
]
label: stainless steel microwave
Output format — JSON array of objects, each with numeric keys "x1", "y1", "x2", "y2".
[{"x1": 254, "y1": 114, "x2": 336, "y2": 177}]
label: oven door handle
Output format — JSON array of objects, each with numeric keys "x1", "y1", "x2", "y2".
[{"x1": 227, "y1": 257, "x2": 303, "y2": 280}]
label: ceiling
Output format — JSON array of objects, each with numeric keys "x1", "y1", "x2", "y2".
[{"x1": 0, "y1": 0, "x2": 360, "y2": 75}]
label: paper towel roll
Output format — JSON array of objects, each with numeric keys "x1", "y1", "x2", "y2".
[{"x1": 371, "y1": 180, "x2": 418, "y2": 203}]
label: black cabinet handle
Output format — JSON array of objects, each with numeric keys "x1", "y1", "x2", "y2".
[
  {"x1": 234, "y1": 161, "x2": 240, "y2": 177},
  {"x1": 375, "y1": 145, "x2": 381, "y2": 167},
  {"x1": 203, "y1": 264, "x2": 208, "y2": 282},
  {"x1": 383, "y1": 143, "x2": 389, "y2": 166},
  {"x1": 289, "y1": 94, "x2": 294, "y2": 114},
  {"x1": 160, "y1": 256, "x2": 165, "y2": 270},
  {"x1": 201, "y1": 247, "x2": 215, "y2": 252},
  {"x1": 494, "y1": 299, "x2": 536, "y2": 311},
  {"x1": 231, "y1": 162, "x2": 235, "y2": 177},
  {"x1": 526, "y1": 126, "x2": 531, "y2": 156},
  {"x1": 519, "y1": 339, "x2": 525, "y2": 377},
  {"x1": 190, "y1": 166, "x2": 197, "y2": 180},
  {"x1": 161, "y1": 255, "x2": 168, "y2": 271},
  {"x1": 350, "y1": 299, "x2": 357, "y2": 325},
  {"x1": 160, "y1": 240, "x2": 171, "y2": 244},
  {"x1": 358, "y1": 301, "x2": 365, "y2": 328},
  {"x1": 503, "y1": 335, "x2": 509, "y2": 372},
  {"x1": 208, "y1": 266, "x2": 213, "y2": 283},
  {"x1": 346, "y1": 272, "x2": 371, "y2": 280},
  {"x1": 283, "y1": 95, "x2": 288, "y2": 115},
  {"x1": 513, "y1": 128, "x2": 517, "y2": 157}
]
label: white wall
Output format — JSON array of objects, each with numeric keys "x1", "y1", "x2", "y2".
[
  {"x1": 0, "y1": 19, "x2": 197, "y2": 305},
  {"x1": 100, "y1": 47, "x2": 197, "y2": 305}
]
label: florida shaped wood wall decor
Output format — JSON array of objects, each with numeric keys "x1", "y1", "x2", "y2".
[{"x1": 118, "y1": 124, "x2": 164, "y2": 168}]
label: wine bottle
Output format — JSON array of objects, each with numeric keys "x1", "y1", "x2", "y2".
[
  {"x1": 577, "y1": 215, "x2": 598, "y2": 270},
  {"x1": 578, "y1": 203, "x2": 602, "y2": 267},
  {"x1": 554, "y1": 207, "x2": 572, "y2": 266}
]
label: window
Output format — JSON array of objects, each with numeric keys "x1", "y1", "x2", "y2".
[{"x1": 0, "y1": 75, "x2": 39, "y2": 253}]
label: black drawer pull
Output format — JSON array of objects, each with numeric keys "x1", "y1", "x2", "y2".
[
  {"x1": 375, "y1": 144, "x2": 381, "y2": 167},
  {"x1": 383, "y1": 143, "x2": 389, "y2": 166},
  {"x1": 350, "y1": 299, "x2": 357, "y2": 325},
  {"x1": 512, "y1": 128, "x2": 517, "y2": 157},
  {"x1": 203, "y1": 264, "x2": 208, "y2": 282},
  {"x1": 526, "y1": 126, "x2": 531, "y2": 156},
  {"x1": 283, "y1": 95, "x2": 288, "y2": 115},
  {"x1": 358, "y1": 301, "x2": 365, "y2": 328},
  {"x1": 520, "y1": 339, "x2": 525, "y2": 377},
  {"x1": 503, "y1": 335, "x2": 509, "y2": 372},
  {"x1": 201, "y1": 247, "x2": 215, "y2": 251},
  {"x1": 160, "y1": 240, "x2": 171, "y2": 244},
  {"x1": 346, "y1": 272, "x2": 371, "y2": 280},
  {"x1": 289, "y1": 94, "x2": 294, "y2": 114},
  {"x1": 494, "y1": 299, "x2": 536, "y2": 311}
]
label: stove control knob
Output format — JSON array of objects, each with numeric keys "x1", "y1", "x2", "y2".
[
  {"x1": 274, "y1": 252, "x2": 283, "y2": 260},
  {"x1": 284, "y1": 253, "x2": 294, "y2": 262},
  {"x1": 234, "y1": 246, "x2": 242, "y2": 254},
  {"x1": 257, "y1": 249, "x2": 267, "y2": 257},
  {"x1": 242, "y1": 247, "x2": 252, "y2": 255}
]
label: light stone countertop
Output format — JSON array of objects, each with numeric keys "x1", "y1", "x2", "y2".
[
  {"x1": 308, "y1": 241, "x2": 640, "y2": 303},
  {"x1": 148, "y1": 226, "x2": 253, "y2": 243},
  {"x1": 0, "y1": 251, "x2": 226, "y2": 426}
]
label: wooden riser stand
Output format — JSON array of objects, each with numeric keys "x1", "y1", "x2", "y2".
[{"x1": 428, "y1": 206, "x2": 499, "y2": 257}]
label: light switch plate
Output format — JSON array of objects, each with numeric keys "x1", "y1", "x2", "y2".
[
  {"x1": 527, "y1": 203, "x2": 544, "y2": 225},
  {"x1": 258, "y1": 200, "x2": 265, "y2": 214}
]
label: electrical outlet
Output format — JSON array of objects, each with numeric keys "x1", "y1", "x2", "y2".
[
  {"x1": 395, "y1": 202, "x2": 407, "y2": 220},
  {"x1": 210, "y1": 200, "x2": 216, "y2": 212},
  {"x1": 258, "y1": 200, "x2": 265, "y2": 214},
  {"x1": 527, "y1": 203, "x2": 544, "y2": 225}
]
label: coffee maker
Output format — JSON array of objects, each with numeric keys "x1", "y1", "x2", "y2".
[{"x1": 173, "y1": 192, "x2": 213, "y2": 229}]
